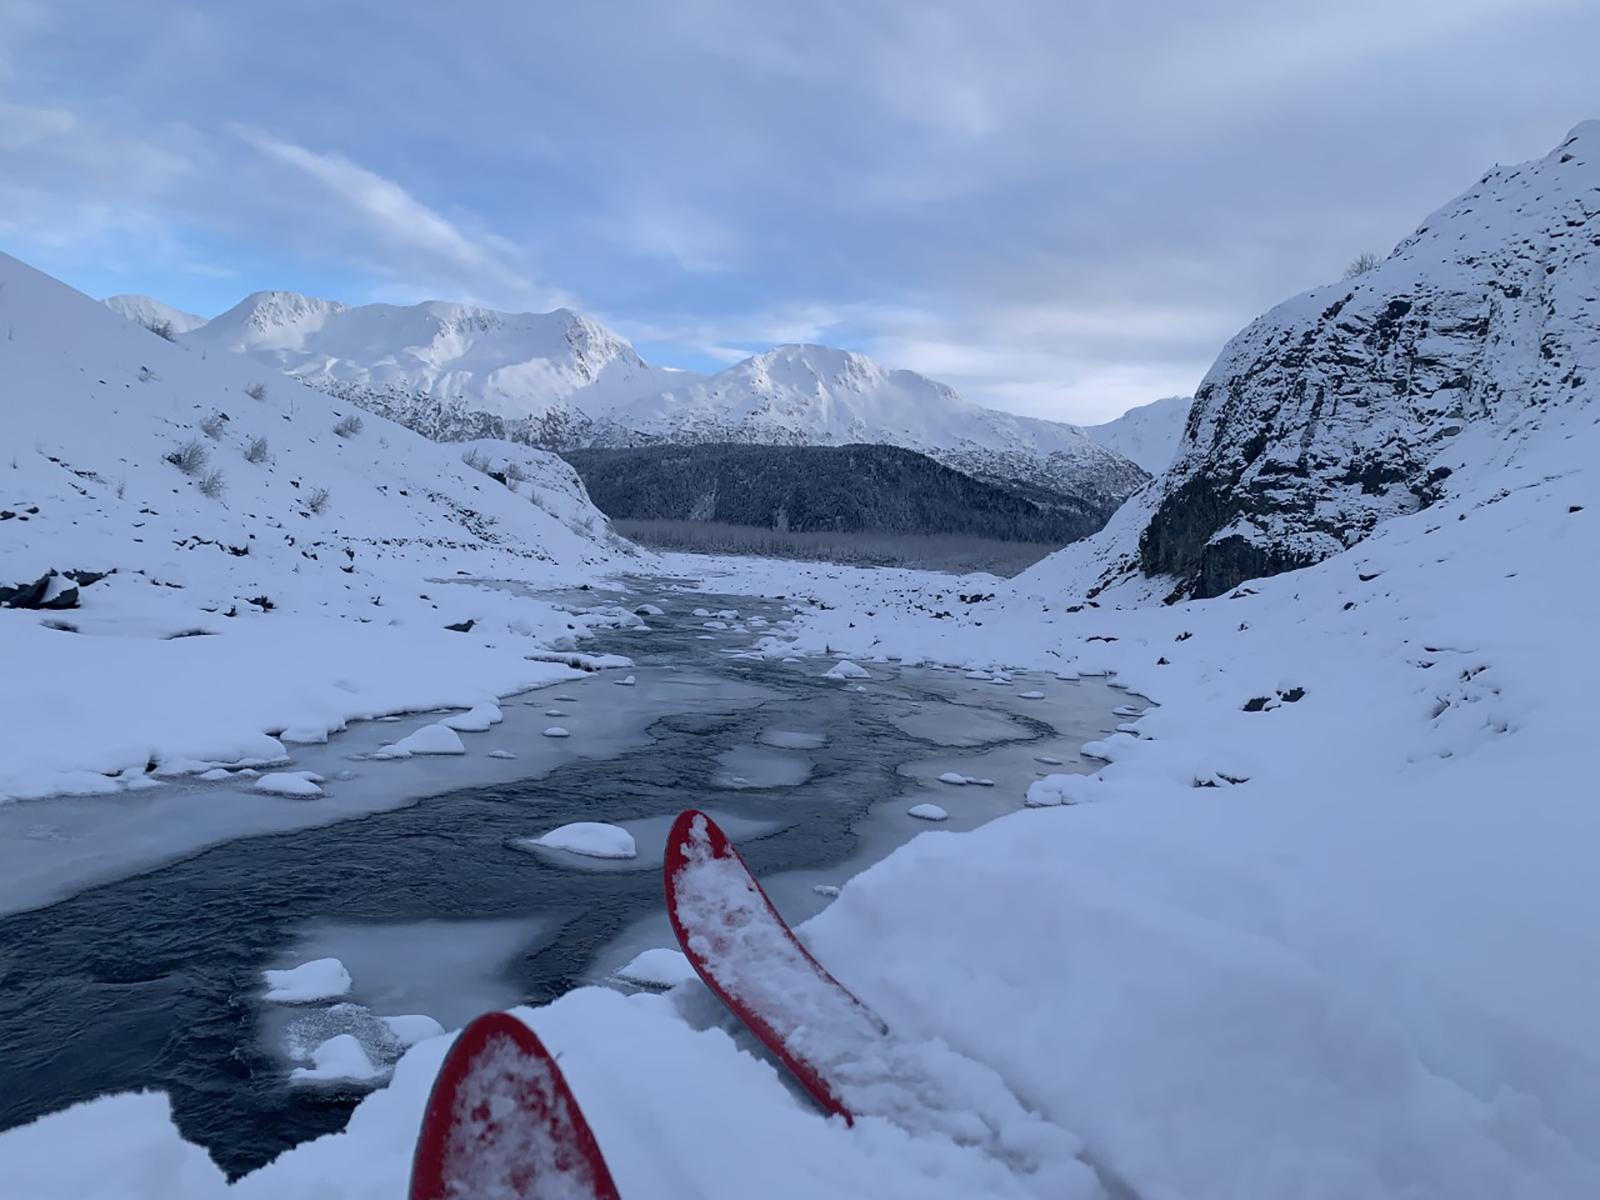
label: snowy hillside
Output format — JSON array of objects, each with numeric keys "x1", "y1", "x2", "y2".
[
  {"x1": 103, "y1": 293, "x2": 209, "y2": 336},
  {"x1": 1060, "y1": 121, "x2": 1600, "y2": 600},
  {"x1": 185, "y1": 292, "x2": 687, "y2": 448},
  {"x1": 606, "y1": 344, "x2": 1150, "y2": 514},
  {"x1": 1, "y1": 251, "x2": 639, "y2": 802},
  {"x1": 1081, "y1": 394, "x2": 1190, "y2": 473}
]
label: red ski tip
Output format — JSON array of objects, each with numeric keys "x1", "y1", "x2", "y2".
[
  {"x1": 410, "y1": 1011, "x2": 621, "y2": 1200},
  {"x1": 664, "y1": 808, "x2": 887, "y2": 1126}
]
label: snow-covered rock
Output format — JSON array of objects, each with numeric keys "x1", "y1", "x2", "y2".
[
  {"x1": 1024, "y1": 773, "x2": 1097, "y2": 808},
  {"x1": 262, "y1": 958, "x2": 352, "y2": 1003},
  {"x1": 288, "y1": 1034, "x2": 383, "y2": 1085},
  {"x1": 907, "y1": 803, "x2": 948, "y2": 821},
  {"x1": 380, "y1": 1014, "x2": 445, "y2": 1047},
  {"x1": 371, "y1": 724, "x2": 466, "y2": 759},
  {"x1": 253, "y1": 772, "x2": 324, "y2": 798},
  {"x1": 1040, "y1": 122, "x2": 1600, "y2": 601},
  {"x1": 439, "y1": 702, "x2": 502, "y2": 732},
  {"x1": 542, "y1": 726, "x2": 571, "y2": 739},
  {"x1": 523, "y1": 822, "x2": 636, "y2": 859},
  {"x1": 613, "y1": 947, "x2": 696, "y2": 988},
  {"x1": 823, "y1": 659, "x2": 870, "y2": 680}
]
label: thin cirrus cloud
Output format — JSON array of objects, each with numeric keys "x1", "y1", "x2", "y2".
[{"x1": 229, "y1": 125, "x2": 568, "y2": 312}]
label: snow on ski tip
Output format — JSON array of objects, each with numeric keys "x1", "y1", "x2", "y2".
[
  {"x1": 663, "y1": 808, "x2": 888, "y2": 1124},
  {"x1": 410, "y1": 1011, "x2": 620, "y2": 1200}
]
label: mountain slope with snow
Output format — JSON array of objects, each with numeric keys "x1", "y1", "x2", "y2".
[
  {"x1": 2, "y1": 252, "x2": 639, "y2": 802},
  {"x1": 103, "y1": 294, "x2": 209, "y2": 336},
  {"x1": 185, "y1": 292, "x2": 687, "y2": 448},
  {"x1": 1046, "y1": 121, "x2": 1599, "y2": 601},
  {"x1": 1081, "y1": 394, "x2": 1191, "y2": 473},
  {"x1": 605, "y1": 344, "x2": 1150, "y2": 518}
]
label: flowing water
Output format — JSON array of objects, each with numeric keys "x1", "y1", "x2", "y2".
[{"x1": 0, "y1": 580, "x2": 1127, "y2": 1176}]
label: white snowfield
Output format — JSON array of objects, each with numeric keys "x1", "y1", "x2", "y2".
[
  {"x1": 0, "y1": 250, "x2": 641, "y2": 802},
  {"x1": 184, "y1": 291, "x2": 685, "y2": 425},
  {"x1": 1079, "y1": 394, "x2": 1192, "y2": 474}
]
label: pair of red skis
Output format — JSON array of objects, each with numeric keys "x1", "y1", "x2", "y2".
[{"x1": 409, "y1": 809, "x2": 879, "y2": 1200}]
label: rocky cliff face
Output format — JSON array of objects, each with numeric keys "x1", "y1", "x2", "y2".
[{"x1": 1129, "y1": 122, "x2": 1598, "y2": 600}]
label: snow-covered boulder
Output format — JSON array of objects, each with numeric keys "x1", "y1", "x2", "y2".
[
  {"x1": 613, "y1": 948, "x2": 695, "y2": 988},
  {"x1": 823, "y1": 660, "x2": 870, "y2": 681},
  {"x1": 372, "y1": 724, "x2": 466, "y2": 759},
  {"x1": 254, "y1": 772, "x2": 324, "y2": 798},
  {"x1": 907, "y1": 803, "x2": 949, "y2": 821},
  {"x1": 263, "y1": 957, "x2": 352, "y2": 1002},
  {"x1": 524, "y1": 822, "x2": 636, "y2": 859},
  {"x1": 289, "y1": 1034, "x2": 384, "y2": 1085},
  {"x1": 1025, "y1": 774, "x2": 1098, "y2": 808}
]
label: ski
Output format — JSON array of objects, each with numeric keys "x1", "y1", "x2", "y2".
[
  {"x1": 663, "y1": 808, "x2": 888, "y2": 1124},
  {"x1": 410, "y1": 1010, "x2": 621, "y2": 1200}
]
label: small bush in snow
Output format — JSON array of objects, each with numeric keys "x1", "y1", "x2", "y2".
[
  {"x1": 245, "y1": 435, "x2": 269, "y2": 463},
  {"x1": 333, "y1": 413, "x2": 363, "y2": 438},
  {"x1": 200, "y1": 412, "x2": 227, "y2": 440},
  {"x1": 306, "y1": 486, "x2": 331, "y2": 514},
  {"x1": 461, "y1": 447, "x2": 490, "y2": 474},
  {"x1": 503, "y1": 460, "x2": 527, "y2": 484},
  {"x1": 145, "y1": 318, "x2": 176, "y2": 342},
  {"x1": 115, "y1": 477, "x2": 126, "y2": 499},
  {"x1": 166, "y1": 438, "x2": 209, "y2": 475},
  {"x1": 1344, "y1": 251, "x2": 1382, "y2": 278},
  {"x1": 244, "y1": 382, "x2": 268, "y2": 402},
  {"x1": 197, "y1": 468, "x2": 226, "y2": 499},
  {"x1": 567, "y1": 513, "x2": 597, "y2": 538}
]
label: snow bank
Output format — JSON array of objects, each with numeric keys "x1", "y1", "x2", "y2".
[{"x1": 263, "y1": 958, "x2": 352, "y2": 1003}]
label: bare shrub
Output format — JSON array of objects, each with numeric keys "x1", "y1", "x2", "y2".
[
  {"x1": 245, "y1": 435, "x2": 269, "y2": 464},
  {"x1": 243, "y1": 382, "x2": 268, "y2": 402},
  {"x1": 200, "y1": 412, "x2": 227, "y2": 440},
  {"x1": 503, "y1": 460, "x2": 527, "y2": 484},
  {"x1": 461, "y1": 447, "x2": 490, "y2": 474},
  {"x1": 166, "y1": 438, "x2": 209, "y2": 475},
  {"x1": 145, "y1": 318, "x2": 176, "y2": 342},
  {"x1": 306, "y1": 486, "x2": 331, "y2": 514},
  {"x1": 333, "y1": 413, "x2": 363, "y2": 438},
  {"x1": 197, "y1": 468, "x2": 226, "y2": 499},
  {"x1": 115, "y1": 477, "x2": 126, "y2": 499},
  {"x1": 1344, "y1": 251, "x2": 1382, "y2": 278}
]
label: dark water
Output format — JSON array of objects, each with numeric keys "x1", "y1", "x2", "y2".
[{"x1": 0, "y1": 588, "x2": 1088, "y2": 1176}]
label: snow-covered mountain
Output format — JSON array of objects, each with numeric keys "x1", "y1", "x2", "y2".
[
  {"x1": 1082, "y1": 395, "x2": 1191, "y2": 474},
  {"x1": 185, "y1": 293, "x2": 689, "y2": 448},
  {"x1": 1035, "y1": 120, "x2": 1600, "y2": 601},
  {"x1": 604, "y1": 344, "x2": 1150, "y2": 516},
  {"x1": 102, "y1": 294, "x2": 209, "y2": 336},
  {"x1": 2, "y1": 250, "x2": 641, "y2": 802}
]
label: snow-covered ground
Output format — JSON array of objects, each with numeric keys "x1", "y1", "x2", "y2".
[
  {"x1": 4, "y1": 125, "x2": 1597, "y2": 1198},
  {"x1": 1, "y1": 250, "x2": 643, "y2": 804}
]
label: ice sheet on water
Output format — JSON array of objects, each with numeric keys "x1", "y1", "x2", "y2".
[
  {"x1": 757, "y1": 729, "x2": 829, "y2": 751},
  {"x1": 715, "y1": 744, "x2": 813, "y2": 789}
]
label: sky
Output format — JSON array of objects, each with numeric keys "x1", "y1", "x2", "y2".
[{"x1": 2, "y1": 1, "x2": 1597, "y2": 424}]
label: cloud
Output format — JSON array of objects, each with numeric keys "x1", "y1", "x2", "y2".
[{"x1": 231, "y1": 125, "x2": 567, "y2": 309}]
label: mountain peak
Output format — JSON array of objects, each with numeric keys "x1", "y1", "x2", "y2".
[{"x1": 101, "y1": 294, "x2": 208, "y2": 335}]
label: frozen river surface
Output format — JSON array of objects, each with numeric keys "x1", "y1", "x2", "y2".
[{"x1": 0, "y1": 580, "x2": 1126, "y2": 1176}]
